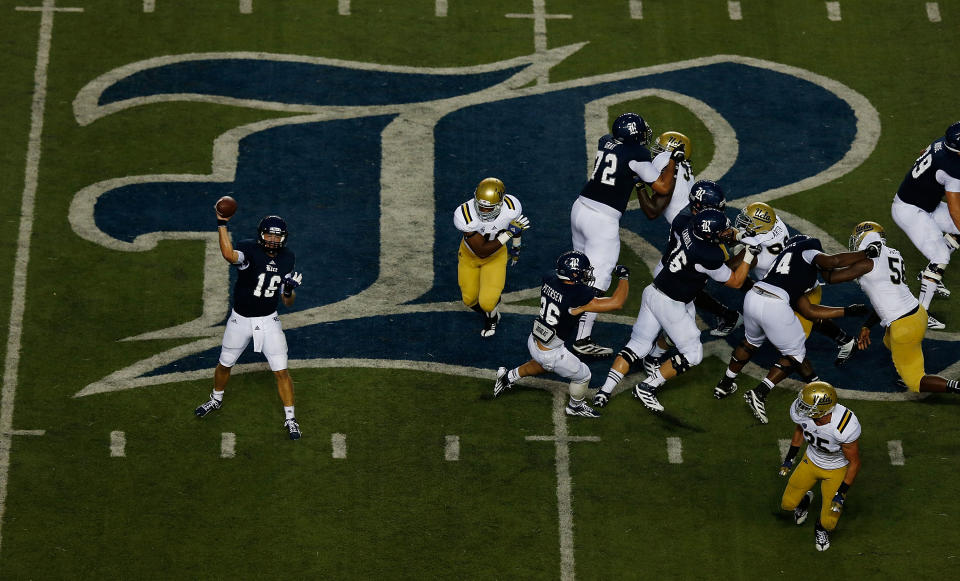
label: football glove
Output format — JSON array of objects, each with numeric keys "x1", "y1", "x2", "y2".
[
  {"x1": 508, "y1": 245, "x2": 521, "y2": 267},
  {"x1": 507, "y1": 215, "x2": 531, "y2": 237},
  {"x1": 844, "y1": 303, "x2": 869, "y2": 317},
  {"x1": 830, "y1": 491, "x2": 845, "y2": 513},
  {"x1": 613, "y1": 264, "x2": 630, "y2": 280},
  {"x1": 282, "y1": 272, "x2": 303, "y2": 296},
  {"x1": 778, "y1": 458, "x2": 793, "y2": 477},
  {"x1": 864, "y1": 241, "x2": 882, "y2": 259},
  {"x1": 743, "y1": 244, "x2": 761, "y2": 265},
  {"x1": 670, "y1": 143, "x2": 686, "y2": 163}
]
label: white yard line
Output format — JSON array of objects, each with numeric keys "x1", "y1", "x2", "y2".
[
  {"x1": 826, "y1": 1, "x2": 841, "y2": 21},
  {"x1": 331, "y1": 433, "x2": 347, "y2": 459},
  {"x1": 728, "y1": 1, "x2": 742, "y2": 20},
  {"x1": 666, "y1": 437, "x2": 683, "y2": 464},
  {"x1": 888, "y1": 440, "x2": 905, "y2": 466},
  {"x1": 444, "y1": 435, "x2": 459, "y2": 461},
  {"x1": 339, "y1": 0, "x2": 350, "y2": 16},
  {"x1": 435, "y1": 0, "x2": 447, "y2": 18},
  {"x1": 0, "y1": 0, "x2": 79, "y2": 555},
  {"x1": 524, "y1": 387, "x2": 601, "y2": 581},
  {"x1": 143, "y1": 0, "x2": 155, "y2": 13},
  {"x1": 926, "y1": 2, "x2": 941, "y2": 22},
  {"x1": 221, "y1": 432, "x2": 236, "y2": 458},
  {"x1": 629, "y1": 0, "x2": 642, "y2": 19},
  {"x1": 239, "y1": 0, "x2": 252, "y2": 15},
  {"x1": 110, "y1": 431, "x2": 126, "y2": 457},
  {"x1": 778, "y1": 438, "x2": 791, "y2": 459},
  {"x1": 506, "y1": 0, "x2": 572, "y2": 84}
]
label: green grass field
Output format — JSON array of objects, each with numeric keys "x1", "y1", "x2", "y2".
[{"x1": 1, "y1": 1, "x2": 959, "y2": 579}]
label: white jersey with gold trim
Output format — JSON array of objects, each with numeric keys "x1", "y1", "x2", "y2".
[
  {"x1": 789, "y1": 401, "x2": 861, "y2": 470},
  {"x1": 663, "y1": 161, "x2": 696, "y2": 225},
  {"x1": 453, "y1": 194, "x2": 523, "y2": 241},
  {"x1": 741, "y1": 216, "x2": 790, "y2": 280},
  {"x1": 855, "y1": 242, "x2": 919, "y2": 326}
]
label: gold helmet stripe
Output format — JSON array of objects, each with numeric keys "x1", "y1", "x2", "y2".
[
  {"x1": 838, "y1": 409, "x2": 853, "y2": 432},
  {"x1": 460, "y1": 203, "x2": 473, "y2": 224}
]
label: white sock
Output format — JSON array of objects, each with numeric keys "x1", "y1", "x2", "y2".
[
  {"x1": 646, "y1": 368, "x2": 666, "y2": 388},
  {"x1": 284, "y1": 406, "x2": 295, "y2": 420},
  {"x1": 576, "y1": 311, "x2": 598, "y2": 341},
  {"x1": 211, "y1": 389, "x2": 224, "y2": 402},
  {"x1": 601, "y1": 369, "x2": 623, "y2": 393},
  {"x1": 507, "y1": 368, "x2": 521, "y2": 384}
]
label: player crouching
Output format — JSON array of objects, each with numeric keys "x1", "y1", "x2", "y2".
[{"x1": 493, "y1": 251, "x2": 629, "y2": 417}]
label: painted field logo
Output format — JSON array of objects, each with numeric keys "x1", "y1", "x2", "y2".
[{"x1": 70, "y1": 45, "x2": 951, "y2": 397}]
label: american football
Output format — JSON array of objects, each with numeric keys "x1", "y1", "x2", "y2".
[{"x1": 215, "y1": 195, "x2": 237, "y2": 218}]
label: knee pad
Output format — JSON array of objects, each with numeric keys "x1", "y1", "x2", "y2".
[
  {"x1": 571, "y1": 362, "x2": 591, "y2": 384},
  {"x1": 773, "y1": 357, "x2": 795, "y2": 376},
  {"x1": 670, "y1": 353, "x2": 694, "y2": 375},
  {"x1": 569, "y1": 378, "x2": 590, "y2": 400},
  {"x1": 662, "y1": 334, "x2": 675, "y2": 348},
  {"x1": 733, "y1": 341, "x2": 757, "y2": 364},
  {"x1": 618, "y1": 347, "x2": 640, "y2": 366},
  {"x1": 218, "y1": 347, "x2": 243, "y2": 368}
]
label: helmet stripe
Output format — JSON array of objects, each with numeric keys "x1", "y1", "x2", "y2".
[{"x1": 838, "y1": 409, "x2": 852, "y2": 432}]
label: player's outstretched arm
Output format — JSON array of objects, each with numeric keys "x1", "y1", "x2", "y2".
[
  {"x1": 216, "y1": 208, "x2": 239, "y2": 264},
  {"x1": 821, "y1": 258, "x2": 874, "y2": 284},
  {"x1": 571, "y1": 266, "x2": 630, "y2": 315}
]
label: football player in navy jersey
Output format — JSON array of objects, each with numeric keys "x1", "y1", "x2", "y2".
[
  {"x1": 195, "y1": 209, "x2": 304, "y2": 441},
  {"x1": 712, "y1": 234, "x2": 872, "y2": 424},
  {"x1": 493, "y1": 251, "x2": 629, "y2": 418},
  {"x1": 891, "y1": 121, "x2": 960, "y2": 330},
  {"x1": 570, "y1": 112, "x2": 685, "y2": 358},
  {"x1": 593, "y1": 209, "x2": 754, "y2": 412}
]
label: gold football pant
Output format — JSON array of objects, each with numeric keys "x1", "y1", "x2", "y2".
[
  {"x1": 458, "y1": 241, "x2": 507, "y2": 313},
  {"x1": 795, "y1": 286, "x2": 822, "y2": 338},
  {"x1": 884, "y1": 305, "x2": 927, "y2": 392},
  {"x1": 781, "y1": 453, "x2": 848, "y2": 531}
]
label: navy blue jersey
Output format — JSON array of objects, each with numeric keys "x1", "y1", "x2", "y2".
[
  {"x1": 231, "y1": 239, "x2": 296, "y2": 317},
  {"x1": 654, "y1": 219, "x2": 728, "y2": 303},
  {"x1": 579, "y1": 134, "x2": 655, "y2": 214},
  {"x1": 534, "y1": 275, "x2": 597, "y2": 342},
  {"x1": 897, "y1": 139, "x2": 960, "y2": 212},
  {"x1": 759, "y1": 236, "x2": 823, "y2": 305}
]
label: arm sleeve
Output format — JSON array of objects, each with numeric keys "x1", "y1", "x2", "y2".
[
  {"x1": 696, "y1": 263, "x2": 734, "y2": 283},
  {"x1": 628, "y1": 158, "x2": 665, "y2": 184},
  {"x1": 801, "y1": 249, "x2": 822, "y2": 265},
  {"x1": 937, "y1": 169, "x2": 960, "y2": 193}
]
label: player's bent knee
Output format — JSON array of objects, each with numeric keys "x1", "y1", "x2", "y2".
[
  {"x1": 820, "y1": 512, "x2": 840, "y2": 532},
  {"x1": 618, "y1": 347, "x2": 640, "y2": 366},
  {"x1": 671, "y1": 352, "x2": 698, "y2": 374},
  {"x1": 571, "y1": 363, "x2": 591, "y2": 384}
]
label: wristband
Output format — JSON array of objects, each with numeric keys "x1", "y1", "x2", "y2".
[
  {"x1": 496, "y1": 231, "x2": 512, "y2": 245},
  {"x1": 783, "y1": 445, "x2": 800, "y2": 463},
  {"x1": 217, "y1": 219, "x2": 228, "y2": 227},
  {"x1": 837, "y1": 481, "x2": 850, "y2": 495}
]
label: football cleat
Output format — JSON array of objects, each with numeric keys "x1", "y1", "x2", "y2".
[
  {"x1": 794, "y1": 491, "x2": 814, "y2": 525},
  {"x1": 917, "y1": 271, "x2": 951, "y2": 298},
  {"x1": 633, "y1": 383, "x2": 664, "y2": 412},
  {"x1": 834, "y1": 338, "x2": 857, "y2": 367},
  {"x1": 713, "y1": 379, "x2": 738, "y2": 400},
  {"x1": 593, "y1": 390, "x2": 612, "y2": 408},
  {"x1": 565, "y1": 402, "x2": 601, "y2": 418},
  {"x1": 744, "y1": 389, "x2": 768, "y2": 424},
  {"x1": 927, "y1": 315, "x2": 946, "y2": 330},
  {"x1": 480, "y1": 312, "x2": 501, "y2": 337},
  {"x1": 571, "y1": 337, "x2": 613, "y2": 358},
  {"x1": 815, "y1": 527, "x2": 831, "y2": 551},
  {"x1": 710, "y1": 312, "x2": 743, "y2": 337},
  {"x1": 194, "y1": 392, "x2": 222, "y2": 418},
  {"x1": 944, "y1": 232, "x2": 960, "y2": 251},
  {"x1": 284, "y1": 418, "x2": 302, "y2": 440},
  {"x1": 493, "y1": 366, "x2": 512, "y2": 398}
]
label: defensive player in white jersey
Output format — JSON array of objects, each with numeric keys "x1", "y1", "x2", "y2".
[
  {"x1": 733, "y1": 203, "x2": 859, "y2": 365},
  {"x1": 778, "y1": 381, "x2": 861, "y2": 552},
  {"x1": 820, "y1": 221, "x2": 960, "y2": 395},
  {"x1": 454, "y1": 177, "x2": 530, "y2": 337},
  {"x1": 712, "y1": 234, "x2": 872, "y2": 424},
  {"x1": 637, "y1": 131, "x2": 696, "y2": 225},
  {"x1": 891, "y1": 121, "x2": 960, "y2": 329},
  {"x1": 570, "y1": 113, "x2": 685, "y2": 357}
]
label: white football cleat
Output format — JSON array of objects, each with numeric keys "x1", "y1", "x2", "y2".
[
  {"x1": 928, "y1": 315, "x2": 946, "y2": 330},
  {"x1": 815, "y1": 527, "x2": 830, "y2": 551},
  {"x1": 493, "y1": 366, "x2": 512, "y2": 398},
  {"x1": 794, "y1": 491, "x2": 814, "y2": 525},
  {"x1": 633, "y1": 383, "x2": 664, "y2": 412},
  {"x1": 571, "y1": 337, "x2": 613, "y2": 358},
  {"x1": 744, "y1": 389, "x2": 768, "y2": 424}
]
